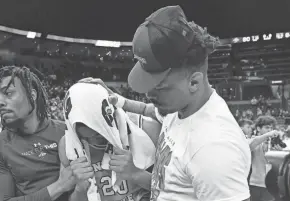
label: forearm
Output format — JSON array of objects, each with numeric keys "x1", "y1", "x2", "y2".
[
  {"x1": 123, "y1": 99, "x2": 157, "y2": 120},
  {"x1": 47, "y1": 180, "x2": 67, "y2": 201},
  {"x1": 0, "y1": 169, "x2": 62, "y2": 201},
  {"x1": 131, "y1": 168, "x2": 152, "y2": 191},
  {"x1": 5, "y1": 188, "x2": 54, "y2": 201},
  {"x1": 249, "y1": 134, "x2": 270, "y2": 151}
]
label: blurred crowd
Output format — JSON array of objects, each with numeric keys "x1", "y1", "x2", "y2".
[
  {"x1": 43, "y1": 72, "x2": 289, "y2": 123},
  {"x1": 43, "y1": 76, "x2": 149, "y2": 120},
  {"x1": 232, "y1": 95, "x2": 290, "y2": 123}
]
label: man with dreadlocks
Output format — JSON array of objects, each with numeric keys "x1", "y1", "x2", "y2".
[{"x1": 0, "y1": 66, "x2": 76, "y2": 201}]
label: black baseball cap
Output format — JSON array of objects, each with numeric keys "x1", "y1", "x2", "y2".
[{"x1": 128, "y1": 5, "x2": 211, "y2": 93}]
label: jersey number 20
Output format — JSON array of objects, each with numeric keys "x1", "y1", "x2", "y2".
[{"x1": 101, "y1": 176, "x2": 129, "y2": 196}]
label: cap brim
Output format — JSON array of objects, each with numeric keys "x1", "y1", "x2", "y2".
[{"x1": 128, "y1": 61, "x2": 170, "y2": 93}]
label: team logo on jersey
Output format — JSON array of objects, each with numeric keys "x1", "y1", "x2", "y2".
[
  {"x1": 101, "y1": 99, "x2": 115, "y2": 127},
  {"x1": 150, "y1": 131, "x2": 173, "y2": 201},
  {"x1": 22, "y1": 142, "x2": 57, "y2": 158},
  {"x1": 64, "y1": 91, "x2": 72, "y2": 120}
]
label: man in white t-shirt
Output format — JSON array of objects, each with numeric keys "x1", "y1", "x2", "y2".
[{"x1": 83, "y1": 5, "x2": 251, "y2": 201}]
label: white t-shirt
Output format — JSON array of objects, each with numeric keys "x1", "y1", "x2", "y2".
[{"x1": 150, "y1": 90, "x2": 251, "y2": 201}]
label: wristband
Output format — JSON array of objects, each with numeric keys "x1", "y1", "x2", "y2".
[{"x1": 115, "y1": 94, "x2": 126, "y2": 108}]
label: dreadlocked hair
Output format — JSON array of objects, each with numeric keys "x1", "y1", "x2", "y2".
[
  {"x1": 0, "y1": 66, "x2": 49, "y2": 123},
  {"x1": 187, "y1": 21, "x2": 220, "y2": 55},
  {"x1": 182, "y1": 22, "x2": 221, "y2": 74}
]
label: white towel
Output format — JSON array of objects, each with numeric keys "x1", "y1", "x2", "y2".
[
  {"x1": 63, "y1": 83, "x2": 155, "y2": 200},
  {"x1": 64, "y1": 128, "x2": 101, "y2": 201}
]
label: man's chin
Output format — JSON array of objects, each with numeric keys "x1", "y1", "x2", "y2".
[
  {"x1": 158, "y1": 108, "x2": 176, "y2": 116},
  {"x1": 2, "y1": 118, "x2": 23, "y2": 129}
]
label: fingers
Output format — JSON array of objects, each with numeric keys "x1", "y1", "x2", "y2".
[
  {"x1": 75, "y1": 171, "x2": 95, "y2": 181},
  {"x1": 109, "y1": 151, "x2": 132, "y2": 173},
  {"x1": 109, "y1": 156, "x2": 126, "y2": 166},
  {"x1": 70, "y1": 156, "x2": 87, "y2": 165},
  {"x1": 275, "y1": 145, "x2": 283, "y2": 151},
  {"x1": 78, "y1": 77, "x2": 104, "y2": 85},
  {"x1": 78, "y1": 77, "x2": 94, "y2": 83},
  {"x1": 108, "y1": 95, "x2": 118, "y2": 105},
  {"x1": 73, "y1": 166, "x2": 94, "y2": 174},
  {"x1": 114, "y1": 147, "x2": 127, "y2": 155},
  {"x1": 71, "y1": 161, "x2": 92, "y2": 170},
  {"x1": 110, "y1": 165, "x2": 123, "y2": 173},
  {"x1": 70, "y1": 158, "x2": 94, "y2": 181},
  {"x1": 272, "y1": 144, "x2": 282, "y2": 151}
]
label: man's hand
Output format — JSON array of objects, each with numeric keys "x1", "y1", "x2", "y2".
[
  {"x1": 78, "y1": 77, "x2": 114, "y2": 95},
  {"x1": 57, "y1": 164, "x2": 77, "y2": 192},
  {"x1": 108, "y1": 94, "x2": 119, "y2": 106},
  {"x1": 70, "y1": 157, "x2": 95, "y2": 193},
  {"x1": 272, "y1": 144, "x2": 283, "y2": 151},
  {"x1": 78, "y1": 77, "x2": 104, "y2": 85},
  {"x1": 265, "y1": 130, "x2": 280, "y2": 138},
  {"x1": 109, "y1": 147, "x2": 138, "y2": 181}
]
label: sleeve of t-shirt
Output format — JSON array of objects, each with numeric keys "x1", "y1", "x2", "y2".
[
  {"x1": 186, "y1": 142, "x2": 250, "y2": 201},
  {"x1": 0, "y1": 153, "x2": 52, "y2": 201}
]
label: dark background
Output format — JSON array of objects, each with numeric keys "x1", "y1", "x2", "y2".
[{"x1": 0, "y1": 0, "x2": 289, "y2": 41}]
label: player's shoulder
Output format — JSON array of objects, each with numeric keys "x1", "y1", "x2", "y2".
[{"x1": 185, "y1": 115, "x2": 249, "y2": 156}]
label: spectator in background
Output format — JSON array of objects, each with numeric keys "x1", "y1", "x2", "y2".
[
  {"x1": 239, "y1": 119, "x2": 254, "y2": 138},
  {"x1": 251, "y1": 96, "x2": 258, "y2": 106},
  {"x1": 257, "y1": 107, "x2": 263, "y2": 116},
  {"x1": 249, "y1": 115, "x2": 282, "y2": 201},
  {"x1": 0, "y1": 66, "x2": 75, "y2": 201}
]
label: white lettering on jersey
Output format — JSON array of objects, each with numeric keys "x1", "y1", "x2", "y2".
[
  {"x1": 92, "y1": 162, "x2": 102, "y2": 172},
  {"x1": 101, "y1": 176, "x2": 129, "y2": 196}
]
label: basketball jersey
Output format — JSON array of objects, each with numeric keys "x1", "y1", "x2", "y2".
[
  {"x1": 88, "y1": 112, "x2": 144, "y2": 201},
  {"x1": 89, "y1": 144, "x2": 142, "y2": 201},
  {"x1": 63, "y1": 83, "x2": 152, "y2": 201}
]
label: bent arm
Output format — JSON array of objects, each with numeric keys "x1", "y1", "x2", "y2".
[
  {"x1": 58, "y1": 136, "x2": 88, "y2": 201},
  {"x1": 0, "y1": 154, "x2": 63, "y2": 201},
  {"x1": 248, "y1": 133, "x2": 272, "y2": 151},
  {"x1": 123, "y1": 98, "x2": 157, "y2": 121}
]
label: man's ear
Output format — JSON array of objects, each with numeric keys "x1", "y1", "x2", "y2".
[{"x1": 188, "y1": 72, "x2": 203, "y2": 93}]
